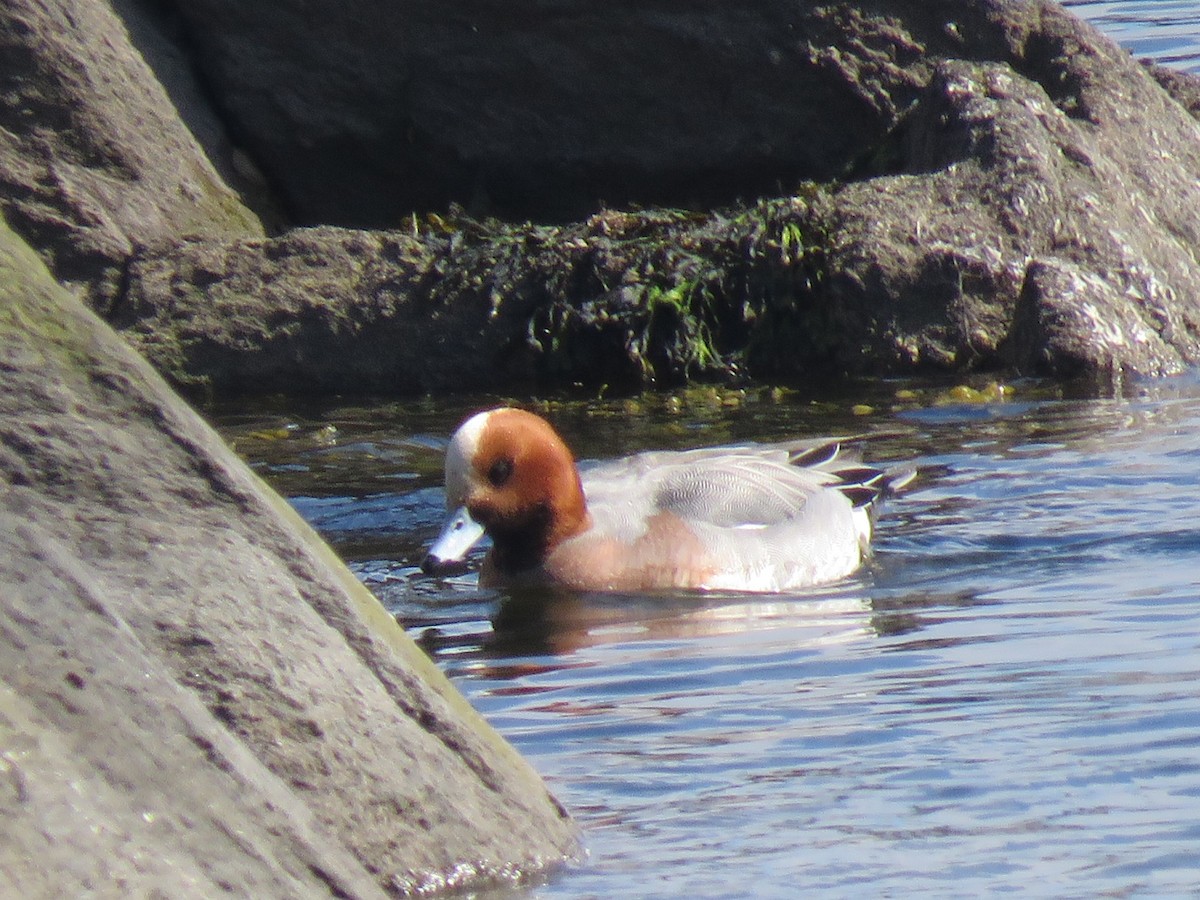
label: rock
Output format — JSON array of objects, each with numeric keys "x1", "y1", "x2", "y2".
[
  {"x1": 1007, "y1": 258, "x2": 1188, "y2": 382},
  {"x1": 161, "y1": 0, "x2": 1013, "y2": 224},
  {"x1": 0, "y1": 219, "x2": 577, "y2": 895},
  {"x1": 0, "y1": 0, "x2": 264, "y2": 311},
  {"x1": 104, "y1": 0, "x2": 1200, "y2": 390},
  {"x1": 157, "y1": 0, "x2": 1189, "y2": 230},
  {"x1": 12, "y1": 0, "x2": 1200, "y2": 388},
  {"x1": 782, "y1": 42, "x2": 1200, "y2": 380},
  {"x1": 118, "y1": 212, "x2": 756, "y2": 396},
  {"x1": 116, "y1": 225, "x2": 540, "y2": 395},
  {"x1": 1146, "y1": 61, "x2": 1200, "y2": 121}
]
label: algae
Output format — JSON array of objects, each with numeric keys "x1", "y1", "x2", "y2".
[{"x1": 0, "y1": 220, "x2": 98, "y2": 374}]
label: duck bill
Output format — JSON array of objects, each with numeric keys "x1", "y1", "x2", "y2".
[{"x1": 421, "y1": 505, "x2": 486, "y2": 576}]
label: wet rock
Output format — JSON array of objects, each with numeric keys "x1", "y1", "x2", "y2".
[
  {"x1": 11, "y1": 0, "x2": 1200, "y2": 388},
  {"x1": 119, "y1": 211, "x2": 759, "y2": 395},
  {"x1": 799, "y1": 42, "x2": 1200, "y2": 380},
  {"x1": 161, "y1": 0, "x2": 1028, "y2": 225},
  {"x1": 0, "y1": 0, "x2": 263, "y2": 310},
  {"x1": 0, "y1": 219, "x2": 577, "y2": 895}
]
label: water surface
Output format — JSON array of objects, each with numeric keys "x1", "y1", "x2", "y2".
[
  {"x1": 1066, "y1": 0, "x2": 1200, "y2": 71},
  {"x1": 212, "y1": 373, "x2": 1200, "y2": 897}
]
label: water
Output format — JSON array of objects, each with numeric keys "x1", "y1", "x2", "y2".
[
  {"x1": 210, "y1": 372, "x2": 1200, "y2": 898},
  {"x1": 1065, "y1": 0, "x2": 1200, "y2": 71},
  {"x1": 207, "y1": 8, "x2": 1200, "y2": 896}
]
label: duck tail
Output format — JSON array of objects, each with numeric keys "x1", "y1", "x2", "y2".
[
  {"x1": 879, "y1": 465, "x2": 918, "y2": 497},
  {"x1": 790, "y1": 438, "x2": 918, "y2": 507},
  {"x1": 834, "y1": 463, "x2": 918, "y2": 509}
]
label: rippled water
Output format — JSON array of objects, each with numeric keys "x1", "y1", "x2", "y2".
[
  {"x1": 211, "y1": 370, "x2": 1200, "y2": 897},
  {"x1": 1066, "y1": 0, "x2": 1200, "y2": 71}
]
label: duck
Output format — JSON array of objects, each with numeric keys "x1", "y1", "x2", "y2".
[{"x1": 421, "y1": 407, "x2": 912, "y2": 593}]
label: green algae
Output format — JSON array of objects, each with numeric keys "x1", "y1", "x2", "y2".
[{"x1": 417, "y1": 190, "x2": 844, "y2": 393}]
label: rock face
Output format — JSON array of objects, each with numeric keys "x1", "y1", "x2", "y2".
[
  {"x1": 155, "y1": 0, "x2": 1200, "y2": 232},
  {"x1": 116, "y1": 226, "x2": 513, "y2": 396},
  {"x1": 0, "y1": 0, "x2": 264, "y2": 310},
  {"x1": 804, "y1": 34, "x2": 1200, "y2": 381},
  {"x1": 101, "y1": 0, "x2": 1200, "y2": 390},
  {"x1": 116, "y1": 217, "x2": 729, "y2": 396},
  {"x1": 0, "y1": 220, "x2": 577, "y2": 895},
  {"x1": 8, "y1": 0, "x2": 1200, "y2": 385},
  {"x1": 160, "y1": 0, "x2": 1022, "y2": 225}
]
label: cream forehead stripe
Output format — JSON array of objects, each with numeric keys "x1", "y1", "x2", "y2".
[{"x1": 443, "y1": 409, "x2": 494, "y2": 504}]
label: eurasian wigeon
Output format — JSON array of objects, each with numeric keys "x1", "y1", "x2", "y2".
[{"x1": 422, "y1": 407, "x2": 912, "y2": 593}]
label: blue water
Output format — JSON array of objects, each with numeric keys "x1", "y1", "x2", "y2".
[
  {"x1": 1065, "y1": 0, "x2": 1200, "y2": 71},
  {"x1": 211, "y1": 8, "x2": 1200, "y2": 897},
  {"x1": 488, "y1": 382, "x2": 1200, "y2": 897},
  {"x1": 216, "y1": 372, "x2": 1200, "y2": 898}
]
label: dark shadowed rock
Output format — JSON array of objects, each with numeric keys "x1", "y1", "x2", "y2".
[
  {"x1": 0, "y1": 220, "x2": 577, "y2": 895},
  {"x1": 160, "y1": 0, "x2": 1036, "y2": 225},
  {"x1": 0, "y1": 0, "x2": 263, "y2": 310}
]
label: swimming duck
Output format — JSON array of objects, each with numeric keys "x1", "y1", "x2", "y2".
[{"x1": 422, "y1": 407, "x2": 911, "y2": 593}]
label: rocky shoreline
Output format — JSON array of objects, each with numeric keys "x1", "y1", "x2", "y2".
[{"x1": 7, "y1": 1, "x2": 1200, "y2": 397}]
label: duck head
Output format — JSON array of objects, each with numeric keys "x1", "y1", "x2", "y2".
[{"x1": 422, "y1": 408, "x2": 591, "y2": 578}]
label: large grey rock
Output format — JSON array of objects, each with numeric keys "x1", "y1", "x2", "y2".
[
  {"x1": 10, "y1": 0, "x2": 1200, "y2": 389},
  {"x1": 0, "y1": 219, "x2": 577, "y2": 896},
  {"x1": 789, "y1": 35, "x2": 1200, "y2": 381},
  {"x1": 0, "y1": 0, "x2": 264, "y2": 310},
  {"x1": 162, "y1": 0, "x2": 1016, "y2": 224},
  {"x1": 105, "y1": 0, "x2": 1200, "y2": 390}
]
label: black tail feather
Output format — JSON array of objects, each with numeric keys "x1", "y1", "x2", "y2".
[{"x1": 788, "y1": 441, "x2": 842, "y2": 469}]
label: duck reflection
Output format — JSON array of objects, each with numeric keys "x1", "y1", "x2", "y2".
[
  {"x1": 402, "y1": 570, "x2": 990, "y2": 682},
  {"x1": 410, "y1": 581, "x2": 877, "y2": 662}
]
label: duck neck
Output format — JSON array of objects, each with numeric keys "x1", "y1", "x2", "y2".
[
  {"x1": 489, "y1": 502, "x2": 555, "y2": 576},
  {"x1": 489, "y1": 490, "x2": 590, "y2": 577}
]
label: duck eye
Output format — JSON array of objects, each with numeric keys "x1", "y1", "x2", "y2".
[{"x1": 487, "y1": 457, "x2": 513, "y2": 487}]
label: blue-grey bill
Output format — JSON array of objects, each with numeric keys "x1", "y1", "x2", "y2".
[{"x1": 421, "y1": 506, "x2": 485, "y2": 576}]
